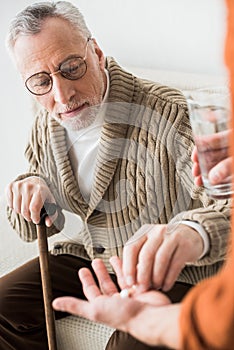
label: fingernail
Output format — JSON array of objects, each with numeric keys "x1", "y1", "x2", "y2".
[
  {"x1": 126, "y1": 276, "x2": 134, "y2": 287},
  {"x1": 53, "y1": 301, "x2": 64, "y2": 312}
]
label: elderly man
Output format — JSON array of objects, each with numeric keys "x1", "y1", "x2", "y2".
[{"x1": 2, "y1": 1, "x2": 230, "y2": 349}]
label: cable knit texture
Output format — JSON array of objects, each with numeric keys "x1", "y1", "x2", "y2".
[{"x1": 7, "y1": 57, "x2": 231, "y2": 284}]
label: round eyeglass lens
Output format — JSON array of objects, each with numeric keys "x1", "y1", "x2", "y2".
[
  {"x1": 26, "y1": 72, "x2": 52, "y2": 95},
  {"x1": 60, "y1": 57, "x2": 87, "y2": 80}
]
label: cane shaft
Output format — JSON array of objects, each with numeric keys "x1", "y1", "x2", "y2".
[{"x1": 37, "y1": 224, "x2": 57, "y2": 350}]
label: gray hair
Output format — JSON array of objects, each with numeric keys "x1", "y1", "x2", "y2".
[{"x1": 6, "y1": 1, "x2": 92, "y2": 52}]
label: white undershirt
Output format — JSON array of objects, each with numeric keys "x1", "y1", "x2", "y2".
[
  {"x1": 65, "y1": 70, "x2": 209, "y2": 259},
  {"x1": 66, "y1": 70, "x2": 109, "y2": 202}
]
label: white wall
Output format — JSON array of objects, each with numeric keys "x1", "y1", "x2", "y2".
[
  {"x1": 76, "y1": 0, "x2": 227, "y2": 75},
  {"x1": 0, "y1": 0, "x2": 227, "y2": 196}
]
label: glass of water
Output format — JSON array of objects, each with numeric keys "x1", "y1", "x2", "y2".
[{"x1": 186, "y1": 87, "x2": 233, "y2": 199}]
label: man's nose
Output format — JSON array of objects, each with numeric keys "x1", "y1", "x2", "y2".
[{"x1": 52, "y1": 75, "x2": 76, "y2": 104}]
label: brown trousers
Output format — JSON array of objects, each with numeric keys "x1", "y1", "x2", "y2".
[{"x1": 0, "y1": 253, "x2": 192, "y2": 350}]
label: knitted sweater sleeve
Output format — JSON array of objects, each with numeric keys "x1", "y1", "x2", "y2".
[
  {"x1": 170, "y1": 106, "x2": 231, "y2": 266},
  {"x1": 137, "y1": 80, "x2": 231, "y2": 267},
  {"x1": 7, "y1": 110, "x2": 65, "y2": 242}
]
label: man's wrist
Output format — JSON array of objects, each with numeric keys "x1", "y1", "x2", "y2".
[{"x1": 180, "y1": 220, "x2": 209, "y2": 259}]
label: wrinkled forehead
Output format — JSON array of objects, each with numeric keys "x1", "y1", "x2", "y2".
[{"x1": 13, "y1": 17, "x2": 86, "y2": 78}]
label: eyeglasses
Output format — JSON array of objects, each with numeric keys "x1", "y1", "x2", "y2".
[{"x1": 25, "y1": 38, "x2": 91, "y2": 96}]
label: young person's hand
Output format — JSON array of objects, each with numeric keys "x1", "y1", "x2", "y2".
[
  {"x1": 192, "y1": 135, "x2": 232, "y2": 187},
  {"x1": 53, "y1": 258, "x2": 181, "y2": 349}
]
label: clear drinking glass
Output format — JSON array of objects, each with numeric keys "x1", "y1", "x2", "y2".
[{"x1": 186, "y1": 87, "x2": 233, "y2": 199}]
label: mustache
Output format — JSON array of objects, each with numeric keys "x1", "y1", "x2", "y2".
[{"x1": 56, "y1": 99, "x2": 89, "y2": 114}]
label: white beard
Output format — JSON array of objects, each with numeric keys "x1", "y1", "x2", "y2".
[{"x1": 52, "y1": 104, "x2": 101, "y2": 131}]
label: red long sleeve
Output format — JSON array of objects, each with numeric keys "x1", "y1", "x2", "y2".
[{"x1": 180, "y1": 254, "x2": 234, "y2": 349}]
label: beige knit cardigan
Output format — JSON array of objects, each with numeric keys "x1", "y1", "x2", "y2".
[{"x1": 8, "y1": 57, "x2": 231, "y2": 285}]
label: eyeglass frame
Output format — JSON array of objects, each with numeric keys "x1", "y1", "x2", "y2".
[{"x1": 25, "y1": 37, "x2": 92, "y2": 96}]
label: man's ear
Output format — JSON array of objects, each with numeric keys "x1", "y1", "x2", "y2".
[{"x1": 91, "y1": 38, "x2": 105, "y2": 70}]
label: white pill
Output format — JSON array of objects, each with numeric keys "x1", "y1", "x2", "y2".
[{"x1": 120, "y1": 288, "x2": 130, "y2": 298}]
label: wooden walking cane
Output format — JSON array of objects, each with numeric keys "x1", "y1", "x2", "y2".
[{"x1": 37, "y1": 203, "x2": 58, "y2": 350}]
